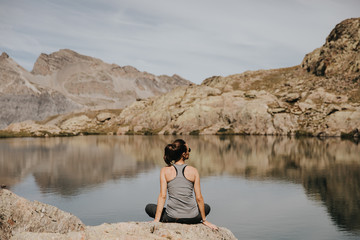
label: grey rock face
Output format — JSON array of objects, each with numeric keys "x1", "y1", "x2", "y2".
[
  {"x1": 0, "y1": 93, "x2": 80, "y2": 129},
  {"x1": 0, "y1": 53, "x2": 80, "y2": 129}
]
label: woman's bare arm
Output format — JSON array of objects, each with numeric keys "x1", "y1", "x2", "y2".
[
  {"x1": 193, "y1": 168, "x2": 218, "y2": 230},
  {"x1": 154, "y1": 167, "x2": 167, "y2": 222}
]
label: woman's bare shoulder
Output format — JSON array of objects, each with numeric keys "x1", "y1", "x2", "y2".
[
  {"x1": 185, "y1": 165, "x2": 199, "y2": 174},
  {"x1": 161, "y1": 165, "x2": 174, "y2": 174}
]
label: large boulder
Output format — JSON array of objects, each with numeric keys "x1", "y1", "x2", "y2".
[
  {"x1": 0, "y1": 190, "x2": 237, "y2": 240},
  {"x1": 11, "y1": 222, "x2": 237, "y2": 240},
  {"x1": 0, "y1": 189, "x2": 85, "y2": 240}
]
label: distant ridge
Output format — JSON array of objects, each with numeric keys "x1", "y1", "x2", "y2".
[{"x1": 0, "y1": 49, "x2": 192, "y2": 129}]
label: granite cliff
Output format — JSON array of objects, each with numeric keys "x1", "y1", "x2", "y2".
[
  {"x1": 2, "y1": 18, "x2": 359, "y2": 137},
  {"x1": 0, "y1": 189, "x2": 237, "y2": 240},
  {"x1": 0, "y1": 50, "x2": 191, "y2": 129}
]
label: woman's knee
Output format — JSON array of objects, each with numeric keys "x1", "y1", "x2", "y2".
[
  {"x1": 204, "y1": 203, "x2": 211, "y2": 216},
  {"x1": 145, "y1": 204, "x2": 157, "y2": 217}
]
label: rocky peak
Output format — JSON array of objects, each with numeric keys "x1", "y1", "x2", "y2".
[
  {"x1": 31, "y1": 49, "x2": 102, "y2": 75},
  {"x1": 302, "y1": 18, "x2": 360, "y2": 81},
  {"x1": 0, "y1": 52, "x2": 9, "y2": 60},
  {"x1": 122, "y1": 65, "x2": 140, "y2": 73},
  {"x1": 327, "y1": 18, "x2": 360, "y2": 44}
]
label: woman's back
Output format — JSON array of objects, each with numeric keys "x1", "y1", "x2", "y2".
[
  {"x1": 145, "y1": 139, "x2": 218, "y2": 230},
  {"x1": 166, "y1": 164, "x2": 198, "y2": 218}
]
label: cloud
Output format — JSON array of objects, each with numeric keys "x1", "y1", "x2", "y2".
[{"x1": 0, "y1": 0, "x2": 359, "y2": 83}]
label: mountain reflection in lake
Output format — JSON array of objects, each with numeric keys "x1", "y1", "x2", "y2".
[{"x1": 1, "y1": 135, "x2": 359, "y2": 239}]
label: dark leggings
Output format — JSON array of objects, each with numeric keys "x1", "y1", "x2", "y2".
[{"x1": 145, "y1": 203, "x2": 211, "y2": 224}]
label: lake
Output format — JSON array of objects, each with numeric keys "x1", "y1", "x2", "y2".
[{"x1": 1, "y1": 135, "x2": 359, "y2": 239}]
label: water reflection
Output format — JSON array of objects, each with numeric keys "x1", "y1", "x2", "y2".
[{"x1": 0, "y1": 135, "x2": 359, "y2": 233}]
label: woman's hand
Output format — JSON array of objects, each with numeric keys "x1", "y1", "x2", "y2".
[{"x1": 202, "y1": 220, "x2": 219, "y2": 230}]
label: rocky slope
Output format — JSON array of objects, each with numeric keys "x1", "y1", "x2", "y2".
[
  {"x1": 0, "y1": 50, "x2": 191, "y2": 129},
  {"x1": 2, "y1": 18, "x2": 359, "y2": 137},
  {"x1": 0, "y1": 189, "x2": 237, "y2": 240},
  {"x1": 113, "y1": 18, "x2": 360, "y2": 137}
]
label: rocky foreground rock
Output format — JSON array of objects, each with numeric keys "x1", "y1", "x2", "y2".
[
  {"x1": 0, "y1": 189, "x2": 237, "y2": 240},
  {"x1": 1, "y1": 18, "x2": 359, "y2": 138}
]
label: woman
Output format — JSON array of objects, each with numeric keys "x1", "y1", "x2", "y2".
[{"x1": 145, "y1": 139, "x2": 218, "y2": 230}]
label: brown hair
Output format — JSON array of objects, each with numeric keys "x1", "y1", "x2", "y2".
[{"x1": 163, "y1": 139, "x2": 187, "y2": 166}]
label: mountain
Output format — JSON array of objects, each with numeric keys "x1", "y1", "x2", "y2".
[
  {"x1": 30, "y1": 49, "x2": 191, "y2": 107},
  {"x1": 0, "y1": 50, "x2": 191, "y2": 129},
  {"x1": 2, "y1": 18, "x2": 359, "y2": 137},
  {"x1": 0, "y1": 52, "x2": 80, "y2": 129}
]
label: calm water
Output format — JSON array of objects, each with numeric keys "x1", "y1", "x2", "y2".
[{"x1": 1, "y1": 135, "x2": 359, "y2": 239}]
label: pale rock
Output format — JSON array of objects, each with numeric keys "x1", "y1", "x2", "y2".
[
  {"x1": 307, "y1": 88, "x2": 348, "y2": 104},
  {"x1": 11, "y1": 222, "x2": 237, "y2": 240},
  {"x1": 273, "y1": 113, "x2": 299, "y2": 135},
  {"x1": 116, "y1": 126, "x2": 130, "y2": 135},
  {"x1": 60, "y1": 115, "x2": 91, "y2": 130},
  {"x1": 283, "y1": 92, "x2": 301, "y2": 103},
  {"x1": 5, "y1": 120, "x2": 62, "y2": 135},
  {"x1": 96, "y1": 112, "x2": 114, "y2": 122},
  {"x1": 0, "y1": 189, "x2": 84, "y2": 240},
  {"x1": 298, "y1": 99, "x2": 316, "y2": 112},
  {"x1": 324, "y1": 109, "x2": 360, "y2": 136},
  {"x1": 326, "y1": 104, "x2": 341, "y2": 115}
]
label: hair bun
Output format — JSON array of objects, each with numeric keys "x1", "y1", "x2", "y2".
[{"x1": 163, "y1": 139, "x2": 187, "y2": 166}]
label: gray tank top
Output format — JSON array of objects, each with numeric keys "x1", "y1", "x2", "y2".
[{"x1": 165, "y1": 164, "x2": 199, "y2": 218}]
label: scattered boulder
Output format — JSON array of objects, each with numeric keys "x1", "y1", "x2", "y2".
[
  {"x1": 96, "y1": 112, "x2": 114, "y2": 122},
  {"x1": 60, "y1": 115, "x2": 92, "y2": 131},
  {"x1": 307, "y1": 88, "x2": 348, "y2": 104},
  {"x1": 326, "y1": 104, "x2": 341, "y2": 115},
  {"x1": 325, "y1": 110, "x2": 360, "y2": 136},
  {"x1": 283, "y1": 93, "x2": 301, "y2": 103}
]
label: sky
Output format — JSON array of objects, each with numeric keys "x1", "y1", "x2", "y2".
[{"x1": 0, "y1": 0, "x2": 359, "y2": 84}]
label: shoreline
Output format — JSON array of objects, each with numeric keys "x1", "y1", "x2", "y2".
[{"x1": 0, "y1": 129, "x2": 359, "y2": 141}]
